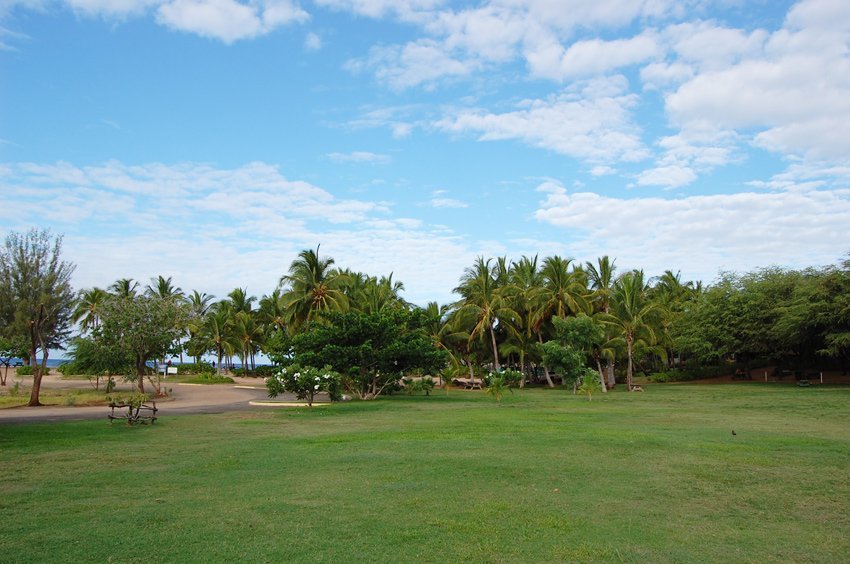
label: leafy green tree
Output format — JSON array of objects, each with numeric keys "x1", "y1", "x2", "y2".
[
  {"x1": 291, "y1": 309, "x2": 446, "y2": 399},
  {"x1": 96, "y1": 294, "x2": 187, "y2": 394},
  {"x1": 65, "y1": 336, "x2": 134, "y2": 389},
  {"x1": 0, "y1": 229, "x2": 76, "y2": 405}
]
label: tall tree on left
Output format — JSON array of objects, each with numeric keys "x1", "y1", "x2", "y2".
[{"x1": 0, "y1": 229, "x2": 76, "y2": 406}]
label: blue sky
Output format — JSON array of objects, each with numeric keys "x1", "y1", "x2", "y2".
[{"x1": 2, "y1": 0, "x2": 849, "y2": 306}]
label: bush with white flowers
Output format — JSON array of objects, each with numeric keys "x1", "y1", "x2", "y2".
[{"x1": 266, "y1": 364, "x2": 341, "y2": 406}]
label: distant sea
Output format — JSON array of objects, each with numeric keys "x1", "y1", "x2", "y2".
[{"x1": 7, "y1": 358, "x2": 270, "y2": 369}]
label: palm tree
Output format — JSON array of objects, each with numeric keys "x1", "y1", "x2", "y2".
[
  {"x1": 258, "y1": 289, "x2": 287, "y2": 334},
  {"x1": 453, "y1": 257, "x2": 517, "y2": 371},
  {"x1": 587, "y1": 256, "x2": 618, "y2": 388},
  {"x1": 352, "y1": 274, "x2": 409, "y2": 314},
  {"x1": 187, "y1": 290, "x2": 215, "y2": 318},
  {"x1": 532, "y1": 256, "x2": 589, "y2": 387},
  {"x1": 280, "y1": 246, "x2": 348, "y2": 331},
  {"x1": 602, "y1": 270, "x2": 665, "y2": 390},
  {"x1": 146, "y1": 275, "x2": 184, "y2": 301},
  {"x1": 228, "y1": 287, "x2": 257, "y2": 315},
  {"x1": 185, "y1": 290, "x2": 215, "y2": 364},
  {"x1": 201, "y1": 306, "x2": 237, "y2": 374},
  {"x1": 109, "y1": 278, "x2": 139, "y2": 298},
  {"x1": 72, "y1": 287, "x2": 109, "y2": 333},
  {"x1": 233, "y1": 311, "x2": 263, "y2": 374},
  {"x1": 503, "y1": 255, "x2": 543, "y2": 386}
]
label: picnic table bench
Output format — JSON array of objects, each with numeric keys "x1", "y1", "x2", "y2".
[{"x1": 108, "y1": 400, "x2": 158, "y2": 425}]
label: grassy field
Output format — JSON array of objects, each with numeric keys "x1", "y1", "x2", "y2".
[{"x1": 1, "y1": 384, "x2": 848, "y2": 562}]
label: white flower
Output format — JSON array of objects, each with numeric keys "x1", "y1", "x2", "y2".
[{"x1": 314, "y1": 384, "x2": 320, "y2": 390}]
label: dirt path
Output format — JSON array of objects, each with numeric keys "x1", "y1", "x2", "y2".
[{"x1": 0, "y1": 373, "x2": 270, "y2": 424}]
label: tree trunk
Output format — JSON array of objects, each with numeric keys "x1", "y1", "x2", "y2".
[
  {"x1": 489, "y1": 325, "x2": 500, "y2": 370},
  {"x1": 27, "y1": 349, "x2": 45, "y2": 406},
  {"x1": 626, "y1": 336, "x2": 634, "y2": 391},
  {"x1": 596, "y1": 358, "x2": 607, "y2": 393},
  {"x1": 606, "y1": 360, "x2": 615, "y2": 390},
  {"x1": 519, "y1": 353, "x2": 526, "y2": 388},
  {"x1": 537, "y1": 332, "x2": 555, "y2": 388},
  {"x1": 136, "y1": 355, "x2": 146, "y2": 394}
]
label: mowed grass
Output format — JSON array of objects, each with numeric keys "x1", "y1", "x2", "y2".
[{"x1": 1, "y1": 384, "x2": 848, "y2": 562}]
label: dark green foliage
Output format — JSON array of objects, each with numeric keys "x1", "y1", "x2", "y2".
[
  {"x1": 14, "y1": 364, "x2": 33, "y2": 376},
  {"x1": 0, "y1": 229, "x2": 76, "y2": 405},
  {"x1": 674, "y1": 260, "x2": 850, "y2": 370},
  {"x1": 542, "y1": 314, "x2": 604, "y2": 388},
  {"x1": 291, "y1": 309, "x2": 447, "y2": 399},
  {"x1": 96, "y1": 294, "x2": 188, "y2": 394},
  {"x1": 176, "y1": 362, "x2": 216, "y2": 375}
]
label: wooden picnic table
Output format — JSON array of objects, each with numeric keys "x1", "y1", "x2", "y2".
[{"x1": 108, "y1": 400, "x2": 158, "y2": 425}]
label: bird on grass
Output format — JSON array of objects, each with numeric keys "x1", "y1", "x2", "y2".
[{"x1": 732, "y1": 430, "x2": 737, "y2": 436}]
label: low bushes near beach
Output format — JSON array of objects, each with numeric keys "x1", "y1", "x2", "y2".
[{"x1": 0, "y1": 385, "x2": 110, "y2": 408}]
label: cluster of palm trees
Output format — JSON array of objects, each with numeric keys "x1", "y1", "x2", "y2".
[
  {"x1": 432, "y1": 255, "x2": 701, "y2": 389},
  {"x1": 71, "y1": 247, "x2": 410, "y2": 374},
  {"x1": 71, "y1": 246, "x2": 700, "y2": 386}
]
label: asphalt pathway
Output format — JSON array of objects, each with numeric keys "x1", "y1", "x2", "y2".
[{"x1": 0, "y1": 373, "x2": 271, "y2": 424}]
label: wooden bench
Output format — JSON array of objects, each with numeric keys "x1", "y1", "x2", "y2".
[{"x1": 108, "y1": 401, "x2": 158, "y2": 425}]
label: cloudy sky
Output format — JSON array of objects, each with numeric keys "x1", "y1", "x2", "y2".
[{"x1": 2, "y1": 0, "x2": 848, "y2": 305}]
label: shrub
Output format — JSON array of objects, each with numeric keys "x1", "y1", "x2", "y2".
[
  {"x1": 16, "y1": 365, "x2": 33, "y2": 376},
  {"x1": 266, "y1": 365, "x2": 341, "y2": 406},
  {"x1": 177, "y1": 362, "x2": 215, "y2": 375},
  {"x1": 402, "y1": 377, "x2": 436, "y2": 396},
  {"x1": 485, "y1": 368, "x2": 523, "y2": 388},
  {"x1": 186, "y1": 374, "x2": 234, "y2": 384},
  {"x1": 649, "y1": 365, "x2": 728, "y2": 383}
]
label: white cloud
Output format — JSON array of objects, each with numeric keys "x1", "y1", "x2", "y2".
[
  {"x1": 434, "y1": 75, "x2": 649, "y2": 164},
  {"x1": 636, "y1": 164, "x2": 696, "y2": 188},
  {"x1": 345, "y1": 39, "x2": 481, "y2": 90},
  {"x1": 535, "y1": 180, "x2": 850, "y2": 282},
  {"x1": 326, "y1": 151, "x2": 391, "y2": 164},
  {"x1": 304, "y1": 30, "x2": 321, "y2": 50},
  {"x1": 63, "y1": 0, "x2": 160, "y2": 18},
  {"x1": 528, "y1": 31, "x2": 662, "y2": 80},
  {"x1": 155, "y1": 0, "x2": 308, "y2": 43},
  {"x1": 0, "y1": 160, "x2": 490, "y2": 305},
  {"x1": 664, "y1": 1, "x2": 850, "y2": 164},
  {"x1": 429, "y1": 197, "x2": 468, "y2": 209},
  {"x1": 313, "y1": 0, "x2": 443, "y2": 20}
]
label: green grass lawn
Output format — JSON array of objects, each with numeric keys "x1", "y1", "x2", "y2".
[{"x1": 1, "y1": 384, "x2": 848, "y2": 562}]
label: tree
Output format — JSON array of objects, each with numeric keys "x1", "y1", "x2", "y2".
[
  {"x1": 0, "y1": 334, "x2": 27, "y2": 386},
  {"x1": 280, "y1": 246, "x2": 348, "y2": 331},
  {"x1": 0, "y1": 229, "x2": 76, "y2": 406},
  {"x1": 64, "y1": 335, "x2": 134, "y2": 390},
  {"x1": 198, "y1": 306, "x2": 238, "y2": 375},
  {"x1": 146, "y1": 275, "x2": 184, "y2": 301},
  {"x1": 291, "y1": 309, "x2": 446, "y2": 399},
  {"x1": 586, "y1": 256, "x2": 617, "y2": 388},
  {"x1": 96, "y1": 294, "x2": 187, "y2": 394},
  {"x1": 601, "y1": 271, "x2": 665, "y2": 390},
  {"x1": 541, "y1": 314, "x2": 608, "y2": 393},
  {"x1": 453, "y1": 257, "x2": 517, "y2": 371},
  {"x1": 109, "y1": 278, "x2": 139, "y2": 298},
  {"x1": 72, "y1": 287, "x2": 109, "y2": 333}
]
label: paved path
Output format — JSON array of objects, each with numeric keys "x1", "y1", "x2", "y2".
[{"x1": 0, "y1": 373, "x2": 271, "y2": 424}]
